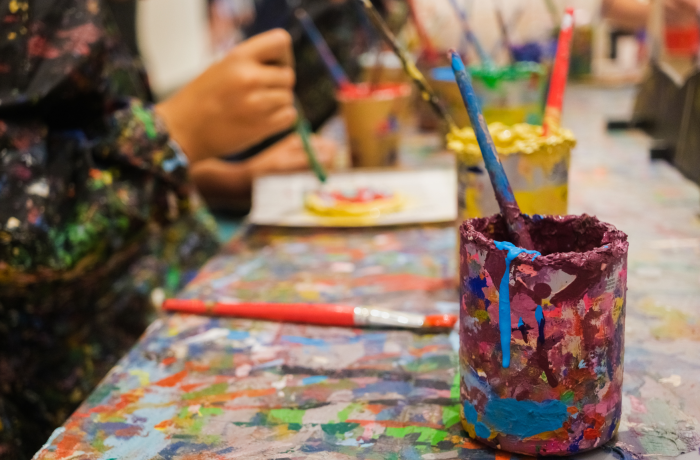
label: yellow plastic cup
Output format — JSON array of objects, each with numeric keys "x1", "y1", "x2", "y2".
[{"x1": 447, "y1": 122, "x2": 576, "y2": 221}]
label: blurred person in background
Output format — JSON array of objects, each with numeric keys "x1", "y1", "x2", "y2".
[
  {"x1": 603, "y1": 0, "x2": 700, "y2": 30},
  {"x1": 0, "y1": 0, "x2": 314, "y2": 457}
]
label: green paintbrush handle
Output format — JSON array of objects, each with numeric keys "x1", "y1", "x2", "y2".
[{"x1": 296, "y1": 116, "x2": 327, "y2": 183}]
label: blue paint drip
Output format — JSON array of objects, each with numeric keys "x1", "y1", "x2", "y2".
[
  {"x1": 536, "y1": 305, "x2": 545, "y2": 346},
  {"x1": 517, "y1": 317, "x2": 524, "y2": 328},
  {"x1": 482, "y1": 398, "x2": 569, "y2": 438},
  {"x1": 494, "y1": 240, "x2": 540, "y2": 368},
  {"x1": 450, "y1": 53, "x2": 517, "y2": 206}
]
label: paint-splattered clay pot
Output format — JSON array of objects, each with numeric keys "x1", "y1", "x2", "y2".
[
  {"x1": 459, "y1": 214, "x2": 628, "y2": 455},
  {"x1": 448, "y1": 123, "x2": 575, "y2": 220}
]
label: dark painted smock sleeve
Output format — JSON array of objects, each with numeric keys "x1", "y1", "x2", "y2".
[{"x1": 98, "y1": 97, "x2": 190, "y2": 189}]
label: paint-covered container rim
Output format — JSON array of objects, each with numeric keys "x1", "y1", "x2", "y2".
[
  {"x1": 431, "y1": 62, "x2": 544, "y2": 88},
  {"x1": 461, "y1": 213, "x2": 628, "y2": 270},
  {"x1": 336, "y1": 82, "x2": 412, "y2": 101},
  {"x1": 447, "y1": 122, "x2": 576, "y2": 162}
]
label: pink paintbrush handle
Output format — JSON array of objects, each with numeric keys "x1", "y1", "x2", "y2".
[{"x1": 543, "y1": 8, "x2": 575, "y2": 136}]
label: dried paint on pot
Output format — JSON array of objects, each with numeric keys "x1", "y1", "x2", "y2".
[
  {"x1": 459, "y1": 214, "x2": 628, "y2": 455},
  {"x1": 448, "y1": 123, "x2": 575, "y2": 220}
]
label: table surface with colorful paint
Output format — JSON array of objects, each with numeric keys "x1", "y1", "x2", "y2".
[{"x1": 34, "y1": 86, "x2": 700, "y2": 460}]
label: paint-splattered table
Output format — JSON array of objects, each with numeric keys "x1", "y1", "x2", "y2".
[{"x1": 35, "y1": 86, "x2": 700, "y2": 460}]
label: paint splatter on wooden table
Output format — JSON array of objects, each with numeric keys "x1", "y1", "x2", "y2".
[{"x1": 35, "y1": 86, "x2": 700, "y2": 459}]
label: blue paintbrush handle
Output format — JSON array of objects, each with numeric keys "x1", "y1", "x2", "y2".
[
  {"x1": 296, "y1": 9, "x2": 350, "y2": 88},
  {"x1": 450, "y1": 51, "x2": 534, "y2": 249}
]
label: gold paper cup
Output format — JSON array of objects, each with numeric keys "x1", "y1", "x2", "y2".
[{"x1": 338, "y1": 83, "x2": 412, "y2": 168}]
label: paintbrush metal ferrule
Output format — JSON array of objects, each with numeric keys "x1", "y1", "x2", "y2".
[
  {"x1": 353, "y1": 306, "x2": 425, "y2": 328},
  {"x1": 164, "y1": 299, "x2": 456, "y2": 329}
]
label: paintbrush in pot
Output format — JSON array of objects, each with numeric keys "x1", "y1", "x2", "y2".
[
  {"x1": 294, "y1": 100, "x2": 327, "y2": 183},
  {"x1": 449, "y1": 51, "x2": 535, "y2": 250},
  {"x1": 369, "y1": 45, "x2": 384, "y2": 89},
  {"x1": 295, "y1": 8, "x2": 351, "y2": 89},
  {"x1": 446, "y1": 0, "x2": 493, "y2": 67},
  {"x1": 543, "y1": 0, "x2": 560, "y2": 28},
  {"x1": 543, "y1": 8, "x2": 575, "y2": 136},
  {"x1": 163, "y1": 299, "x2": 458, "y2": 330},
  {"x1": 494, "y1": 2, "x2": 516, "y2": 64},
  {"x1": 357, "y1": 0, "x2": 458, "y2": 133}
]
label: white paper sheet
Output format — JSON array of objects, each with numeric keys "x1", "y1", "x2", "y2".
[{"x1": 250, "y1": 169, "x2": 457, "y2": 227}]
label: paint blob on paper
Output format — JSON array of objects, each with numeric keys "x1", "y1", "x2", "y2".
[
  {"x1": 305, "y1": 187, "x2": 404, "y2": 218},
  {"x1": 459, "y1": 213, "x2": 628, "y2": 455}
]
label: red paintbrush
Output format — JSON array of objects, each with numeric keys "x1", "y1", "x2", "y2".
[
  {"x1": 543, "y1": 8, "x2": 575, "y2": 136},
  {"x1": 163, "y1": 299, "x2": 457, "y2": 329}
]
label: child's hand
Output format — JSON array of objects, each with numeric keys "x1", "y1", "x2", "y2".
[
  {"x1": 189, "y1": 134, "x2": 337, "y2": 210},
  {"x1": 246, "y1": 133, "x2": 337, "y2": 177},
  {"x1": 156, "y1": 29, "x2": 297, "y2": 163},
  {"x1": 665, "y1": 0, "x2": 700, "y2": 25}
]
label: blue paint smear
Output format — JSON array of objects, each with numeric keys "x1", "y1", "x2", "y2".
[
  {"x1": 467, "y1": 276, "x2": 488, "y2": 301},
  {"x1": 475, "y1": 422, "x2": 492, "y2": 438},
  {"x1": 227, "y1": 330, "x2": 250, "y2": 340},
  {"x1": 605, "y1": 445, "x2": 637, "y2": 460},
  {"x1": 568, "y1": 430, "x2": 585, "y2": 453},
  {"x1": 157, "y1": 440, "x2": 210, "y2": 458},
  {"x1": 482, "y1": 398, "x2": 569, "y2": 438},
  {"x1": 463, "y1": 401, "x2": 478, "y2": 424},
  {"x1": 517, "y1": 317, "x2": 524, "y2": 328},
  {"x1": 302, "y1": 376, "x2": 328, "y2": 385},
  {"x1": 354, "y1": 381, "x2": 412, "y2": 396},
  {"x1": 281, "y1": 336, "x2": 328, "y2": 347},
  {"x1": 253, "y1": 358, "x2": 284, "y2": 370},
  {"x1": 463, "y1": 400, "x2": 493, "y2": 439},
  {"x1": 493, "y1": 241, "x2": 540, "y2": 368}
]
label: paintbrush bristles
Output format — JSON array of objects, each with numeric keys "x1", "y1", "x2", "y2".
[
  {"x1": 494, "y1": 6, "x2": 516, "y2": 64},
  {"x1": 358, "y1": 0, "x2": 457, "y2": 133}
]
